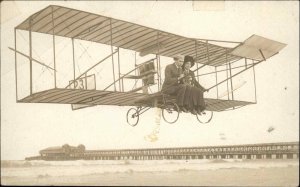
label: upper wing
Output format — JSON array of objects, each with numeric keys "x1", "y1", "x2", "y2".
[{"x1": 16, "y1": 5, "x2": 241, "y2": 67}]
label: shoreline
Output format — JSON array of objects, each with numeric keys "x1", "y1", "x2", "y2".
[{"x1": 2, "y1": 165, "x2": 299, "y2": 186}]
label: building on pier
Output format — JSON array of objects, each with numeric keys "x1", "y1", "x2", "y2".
[
  {"x1": 32, "y1": 144, "x2": 85, "y2": 160},
  {"x1": 25, "y1": 142, "x2": 299, "y2": 161}
]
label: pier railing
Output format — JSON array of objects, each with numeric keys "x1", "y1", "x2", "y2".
[{"x1": 26, "y1": 142, "x2": 299, "y2": 161}]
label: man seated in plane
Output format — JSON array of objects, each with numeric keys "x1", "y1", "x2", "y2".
[{"x1": 161, "y1": 54, "x2": 188, "y2": 112}]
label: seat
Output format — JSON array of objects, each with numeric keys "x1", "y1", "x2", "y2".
[{"x1": 125, "y1": 60, "x2": 157, "y2": 94}]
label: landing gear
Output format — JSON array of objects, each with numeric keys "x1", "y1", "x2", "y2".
[
  {"x1": 126, "y1": 108, "x2": 139, "y2": 126},
  {"x1": 196, "y1": 110, "x2": 213, "y2": 124},
  {"x1": 162, "y1": 102, "x2": 179, "y2": 124},
  {"x1": 126, "y1": 106, "x2": 151, "y2": 126}
]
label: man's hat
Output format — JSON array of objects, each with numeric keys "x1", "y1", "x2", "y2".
[
  {"x1": 182, "y1": 55, "x2": 195, "y2": 68},
  {"x1": 173, "y1": 54, "x2": 184, "y2": 61}
]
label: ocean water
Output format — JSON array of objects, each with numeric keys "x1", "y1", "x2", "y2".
[{"x1": 1, "y1": 159, "x2": 299, "y2": 185}]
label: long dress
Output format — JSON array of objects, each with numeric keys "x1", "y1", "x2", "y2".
[{"x1": 182, "y1": 69, "x2": 206, "y2": 112}]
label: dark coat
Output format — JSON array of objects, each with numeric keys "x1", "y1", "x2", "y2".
[{"x1": 162, "y1": 63, "x2": 182, "y2": 91}]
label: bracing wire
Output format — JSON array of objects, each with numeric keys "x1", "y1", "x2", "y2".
[
  {"x1": 18, "y1": 30, "x2": 54, "y2": 77},
  {"x1": 76, "y1": 40, "x2": 103, "y2": 78},
  {"x1": 18, "y1": 30, "x2": 55, "y2": 88}
]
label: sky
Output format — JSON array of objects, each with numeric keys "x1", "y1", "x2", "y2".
[{"x1": 1, "y1": 1, "x2": 299, "y2": 160}]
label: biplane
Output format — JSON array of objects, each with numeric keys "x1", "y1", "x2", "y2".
[{"x1": 11, "y1": 5, "x2": 286, "y2": 126}]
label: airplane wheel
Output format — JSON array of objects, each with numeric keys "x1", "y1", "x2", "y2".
[
  {"x1": 126, "y1": 108, "x2": 139, "y2": 127},
  {"x1": 162, "y1": 102, "x2": 179, "y2": 124},
  {"x1": 196, "y1": 110, "x2": 213, "y2": 124}
]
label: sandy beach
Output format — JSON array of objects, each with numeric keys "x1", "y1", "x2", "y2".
[
  {"x1": 4, "y1": 167, "x2": 299, "y2": 186},
  {"x1": 1, "y1": 159, "x2": 299, "y2": 186}
]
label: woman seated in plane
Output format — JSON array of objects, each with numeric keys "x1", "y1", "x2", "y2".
[{"x1": 180, "y1": 55, "x2": 207, "y2": 115}]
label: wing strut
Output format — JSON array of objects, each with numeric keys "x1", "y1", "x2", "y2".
[
  {"x1": 65, "y1": 49, "x2": 118, "y2": 88},
  {"x1": 206, "y1": 58, "x2": 264, "y2": 92},
  {"x1": 259, "y1": 49, "x2": 266, "y2": 61},
  {"x1": 192, "y1": 42, "x2": 244, "y2": 73},
  {"x1": 205, "y1": 48, "x2": 279, "y2": 92}
]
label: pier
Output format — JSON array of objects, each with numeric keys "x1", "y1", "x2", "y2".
[{"x1": 26, "y1": 142, "x2": 299, "y2": 161}]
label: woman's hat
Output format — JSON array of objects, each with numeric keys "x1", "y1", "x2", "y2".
[{"x1": 182, "y1": 55, "x2": 195, "y2": 68}]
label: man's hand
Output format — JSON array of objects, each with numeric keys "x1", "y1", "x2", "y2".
[{"x1": 178, "y1": 74, "x2": 185, "y2": 80}]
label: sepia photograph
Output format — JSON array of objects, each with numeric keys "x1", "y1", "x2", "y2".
[{"x1": 1, "y1": 1, "x2": 299, "y2": 186}]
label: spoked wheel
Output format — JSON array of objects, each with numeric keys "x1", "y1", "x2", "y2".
[
  {"x1": 196, "y1": 110, "x2": 213, "y2": 124},
  {"x1": 162, "y1": 102, "x2": 179, "y2": 124},
  {"x1": 126, "y1": 108, "x2": 139, "y2": 127}
]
